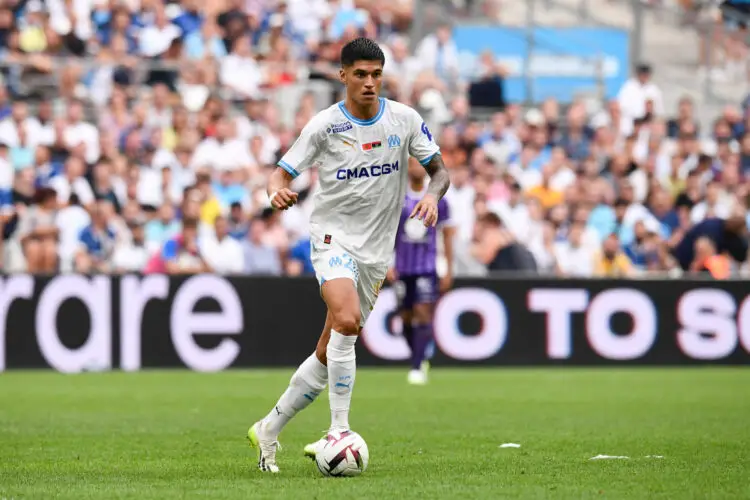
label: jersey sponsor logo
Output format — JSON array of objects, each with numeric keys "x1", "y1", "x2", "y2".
[
  {"x1": 387, "y1": 135, "x2": 401, "y2": 149},
  {"x1": 336, "y1": 161, "x2": 400, "y2": 180},
  {"x1": 421, "y1": 122, "x2": 433, "y2": 142},
  {"x1": 328, "y1": 121, "x2": 353, "y2": 134},
  {"x1": 362, "y1": 140, "x2": 382, "y2": 151}
]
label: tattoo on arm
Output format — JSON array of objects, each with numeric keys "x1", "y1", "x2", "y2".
[{"x1": 424, "y1": 154, "x2": 450, "y2": 200}]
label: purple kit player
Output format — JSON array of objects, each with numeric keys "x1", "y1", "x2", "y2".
[{"x1": 389, "y1": 159, "x2": 455, "y2": 385}]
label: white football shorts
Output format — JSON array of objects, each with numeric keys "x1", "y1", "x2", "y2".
[{"x1": 311, "y1": 239, "x2": 388, "y2": 328}]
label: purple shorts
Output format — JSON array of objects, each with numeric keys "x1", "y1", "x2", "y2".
[{"x1": 394, "y1": 274, "x2": 438, "y2": 310}]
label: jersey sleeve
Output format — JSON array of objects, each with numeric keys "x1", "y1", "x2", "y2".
[
  {"x1": 407, "y1": 110, "x2": 441, "y2": 167},
  {"x1": 277, "y1": 113, "x2": 327, "y2": 179}
]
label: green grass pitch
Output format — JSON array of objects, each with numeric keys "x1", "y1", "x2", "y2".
[{"x1": 1, "y1": 368, "x2": 748, "y2": 499}]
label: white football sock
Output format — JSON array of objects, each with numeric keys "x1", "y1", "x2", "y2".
[
  {"x1": 327, "y1": 330, "x2": 358, "y2": 432},
  {"x1": 262, "y1": 352, "x2": 328, "y2": 437}
]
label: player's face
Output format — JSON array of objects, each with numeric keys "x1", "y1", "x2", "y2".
[{"x1": 340, "y1": 60, "x2": 383, "y2": 106}]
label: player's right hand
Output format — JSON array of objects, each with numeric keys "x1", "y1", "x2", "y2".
[
  {"x1": 270, "y1": 188, "x2": 298, "y2": 210},
  {"x1": 386, "y1": 267, "x2": 398, "y2": 284}
]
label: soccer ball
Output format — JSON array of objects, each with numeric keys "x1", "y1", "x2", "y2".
[{"x1": 315, "y1": 430, "x2": 369, "y2": 477}]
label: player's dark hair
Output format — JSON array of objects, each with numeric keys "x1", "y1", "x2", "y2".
[
  {"x1": 340, "y1": 38, "x2": 385, "y2": 68},
  {"x1": 478, "y1": 212, "x2": 503, "y2": 228}
]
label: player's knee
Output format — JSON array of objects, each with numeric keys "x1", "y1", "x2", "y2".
[
  {"x1": 331, "y1": 311, "x2": 361, "y2": 335},
  {"x1": 412, "y1": 304, "x2": 433, "y2": 325}
]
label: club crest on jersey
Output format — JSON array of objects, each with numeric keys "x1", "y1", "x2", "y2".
[
  {"x1": 387, "y1": 135, "x2": 401, "y2": 149},
  {"x1": 362, "y1": 141, "x2": 382, "y2": 152},
  {"x1": 328, "y1": 121, "x2": 353, "y2": 134}
]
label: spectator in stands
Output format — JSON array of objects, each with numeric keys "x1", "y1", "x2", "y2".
[
  {"x1": 260, "y1": 207, "x2": 289, "y2": 254},
  {"x1": 467, "y1": 49, "x2": 506, "y2": 110},
  {"x1": 528, "y1": 221, "x2": 557, "y2": 274},
  {"x1": 50, "y1": 156, "x2": 94, "y2": 208},
  {"x1": 228, "y1": 201, "x2": 249, "y2": 240},
  {"x1": 690, "y1": 235, "x2": 731, "y2": 278},
  {"x1": 617, "y1": 64, "x2": 664, "y2": 136},
  {"x1": 624, "y1": 219, "x2": 661, "y2": 272},
  {"x1": 75, "y1": 199, "x2": 117, "y2": 273},
  {"x1": 554, "y1": 221, "x2": 595, "y2": 277},
  {"x1": 480, "y1": 112, "x2": 521, "y2": 167},
  {"x1": 112, "y1": 216, "x2": 150, "y2": 273},
  {"x1": 287, "y1": 234, "x2": 314, "y2": 276},
  {"x1": 415, "y1": 22, "x2": 460, "y2": 87},
  {"x1": 242, "y1": 216, "x2": 282, "y2": 275},
  {"x1": 16, "y1": 186, "x2": 58, "y2": 274},
  {"x1": 63, "y1": 100, "x2": 100, "y2": 165},
  {"x1": 559, "y1": 104, "x2": 593, "y2": 162},
  {"x1": 527, "y1": 164, "x2": 564, "y2": 210},
  {"x1": 0, "y1": 140, "x2": 12, "y2": 212},
  {"x1": 594, "y1": 233, "x2": 633, "y2": 277},
  {"x1": 740, "y1": 132, "x2": 750, "y2": 175},
  {"x1": 145, "y1": 202, "x2": 180, "y2": 253},
  {"x1": 221, "y1": 35, "x2": 262, "y2": 99},
  {"x1": 668, "y1": 96, "x2": 700, "y2": 139},
  {"x1": 471, "y1": 212, "x2": 537, "y2": 273},
  {"x1": 191, "y1": 117, "x2": 256, "y2": 175},
  {"x1": 90, "y1": 159, "x2": 125, "y2": 213},
  {"x1": 145, "y1": 219, "x2": 211, "y2": 275},
  {"x1": 201, "y1": 214, "x2": 244, "y2": 275},
  {"x1": 213, "y1": 167, "x2": 251, "y2": 214},
  {"x1": 490, "y1": 180, "x2": 530, "y2": 242},
  {"x1": 672, "y1": 214, "x2": 749, "y2": 271},
  {"x1": 192, "y1": 172, "x2": 222, "y2": 226},
  {"x1": 56, "y1": 193, "x2": 90, "y2": 272},
  {"x1": 690, "y1": 179, "x2": 733, "y2": 223}
]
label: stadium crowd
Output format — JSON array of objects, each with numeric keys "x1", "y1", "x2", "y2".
[{"x1": 0, "y1": 0, "x2": 748, "y2": 279}]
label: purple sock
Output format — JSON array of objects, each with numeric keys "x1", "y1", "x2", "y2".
[
  {"x1": 411, "y1": 324, "x2": 432, "y2": 370},
  {"x1": 402, "y1": 321, "x2": 415, "y2": 352}
]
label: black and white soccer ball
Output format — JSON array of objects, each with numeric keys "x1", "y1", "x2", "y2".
[{"x1": 315, "y1": 430, "x2": 369, "y2": 477}]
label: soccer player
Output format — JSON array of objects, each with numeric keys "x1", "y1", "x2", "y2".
[
  {"x1": 390, "y1": 159, "x2": 454, "y2": 385},
  {"x1": 247, "y1": 38, "x2": 450, "y2": 473}
]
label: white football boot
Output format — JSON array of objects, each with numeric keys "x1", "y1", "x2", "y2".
[
  {"x1": 303, "y1": 434, "x2": 328, "y2": 460},
  {"x1": 248, "y1": 421, "x2": 281, "y2": 473},
  {"x1": 407, "y1": 369, "x2": 427, "y2": 385}
]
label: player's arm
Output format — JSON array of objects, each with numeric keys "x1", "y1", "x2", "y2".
[
  {"x1": 441, "y1": 223, "x2": 455, "y2": 292},
  {"x1": 268, "y1": 113, "x2": 325, "y2": 210},
  {"x1": 411, "y1": 153, "x2": 450, "y2": 227},
  {"x1": 267, "y1": 168, "x2": 298, "y2": 211},
  {"x1": 408, "y1": 116, "x2": 450, "y2": 227},
  {"x1": 424, "y1": 154, "x2": 451, "y2": 201}
]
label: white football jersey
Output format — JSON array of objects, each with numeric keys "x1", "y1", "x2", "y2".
[{"x1": 278, "y1": 98, "x2": 440, "y2": 265}]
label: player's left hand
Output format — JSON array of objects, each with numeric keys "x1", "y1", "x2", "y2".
[
  {"x1": 439, "y1": 274, "x2": 453, "y2": 294},
  {"x1": 410, "y1": 194, "x2": 439, "y2": 227}
]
